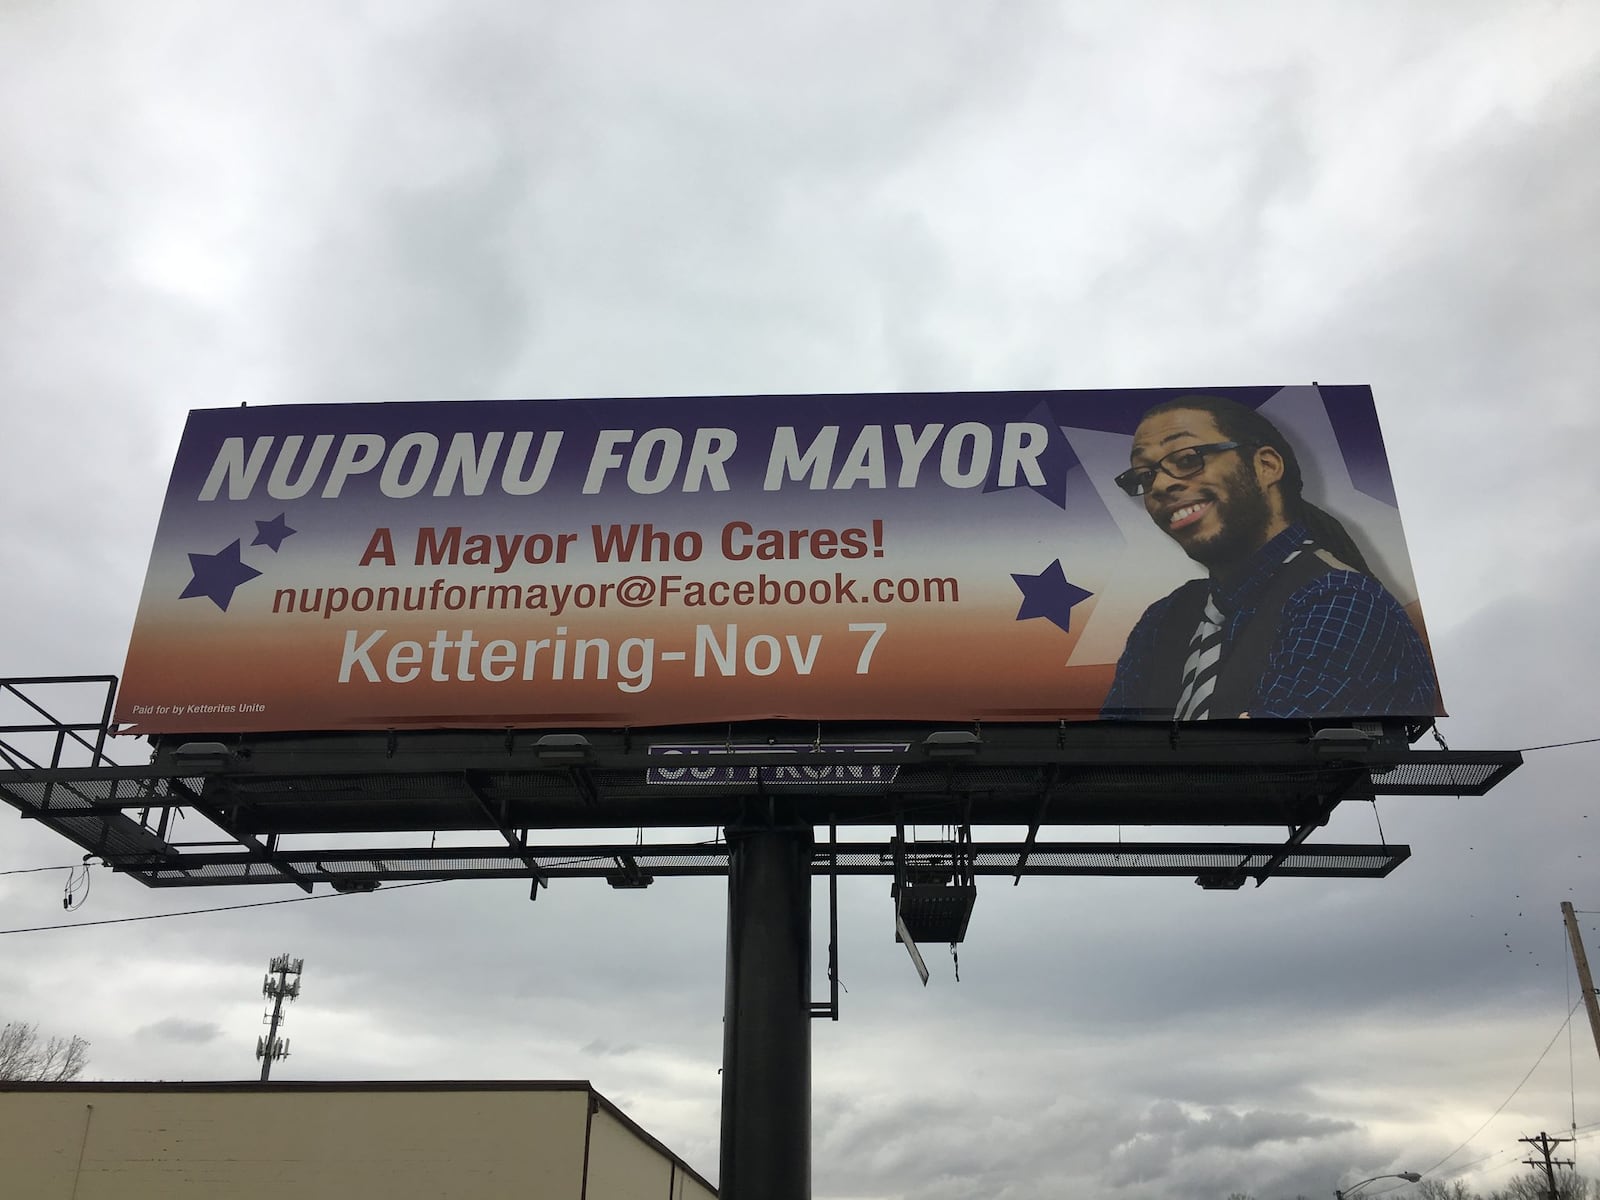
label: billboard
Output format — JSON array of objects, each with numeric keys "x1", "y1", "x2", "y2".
[{"x1": 114, "y1": 386, "x2": 1442, "y2": 734}]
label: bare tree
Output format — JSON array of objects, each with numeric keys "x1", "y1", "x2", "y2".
[
  {"x1": 1478, "y1": 1177, "x2": 1593, "y2": 1200},
  {"x1": 0, "y1": 1020, "x2": 90, "y2": 1081},
  {"x1": 1488, "y1": 1172, "x2": 1592, "y2": 1200}
]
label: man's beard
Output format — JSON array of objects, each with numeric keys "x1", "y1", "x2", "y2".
[{"x1": 1176, "y1": 462, "x2": 1274, "y2": 572}]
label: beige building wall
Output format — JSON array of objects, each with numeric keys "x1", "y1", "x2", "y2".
[
  {"x1": 0, "y1": 1081, "x2": 715, "y2": 1200},
  {"x1": 585, "y1": 1103, "x2": 715, "y2": 1200}
]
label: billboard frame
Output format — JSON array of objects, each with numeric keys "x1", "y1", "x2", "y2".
[{"x1": 0, "y1": 676, "x2": 1520, "y2": 892}]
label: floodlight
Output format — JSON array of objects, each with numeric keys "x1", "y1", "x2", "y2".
[
  {"x1": 1311, "y1": 727, "x2": 1373, "y2": 755},
  {"x1": 534, "y1": 733, "x2": 593, "y2": 762},
  {"x1": 921, "y1": 730, "x2": 981, "y2": 758},
  {"x1": 171, "y1": 741, "x2": 232, "y2": 769},
  {"x1": 605, "y1": 867, "x2": 655, "y2": 890}
]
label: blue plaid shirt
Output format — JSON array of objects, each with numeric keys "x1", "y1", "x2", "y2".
[{"x1": 1102, "y1": 524, "x2": 1439, "y2": 719}]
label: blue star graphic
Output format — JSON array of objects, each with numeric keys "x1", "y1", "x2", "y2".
[
  {"x1": 1011, "y1": 559, "x2": 1093, "y2": 635},
  {"x1": 252, "y1": 513, "x2": 296, "y2": 552},
  {"x1": 179, "y1": 539, "x2": 263, "y2": 612}
]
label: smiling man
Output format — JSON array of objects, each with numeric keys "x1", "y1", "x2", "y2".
[{"x1": 1099, "y1": 395, "x2": 1439, "y2": 721}]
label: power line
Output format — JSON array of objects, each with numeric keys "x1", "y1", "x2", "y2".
[
  {"x1": 0, "y1": 879, "x2": 448, "y2": 935},
  {"x1": 1433, "y1": 1144, "x2": 1519, "y2": 1183},
  {"x1": 1518, "y1": 737, "x2": 1600, "y2": 754},
  {"x1": 0, "y1": 863, "x2": 88, "y2": 877},
  {"x1": 1419, "y1": 999, "x2": 1583, "y2": 1179}
]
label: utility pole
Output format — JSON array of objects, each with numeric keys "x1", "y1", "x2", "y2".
[
  {"x1": 1561, "y1": 902, "x2": 1600, "y2": 1066},
  {"x1": 1519, "y1": 1131, "x2": 1573, "y2": 1200},
  {"x1": 256, "y1": 954, "x2": 303, "y2": 1082}
]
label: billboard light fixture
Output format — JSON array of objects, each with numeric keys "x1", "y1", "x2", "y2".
[
  {"x1": 922, "y1": 731, "x2": 981, "y2": 758},
  {"x1": 1311, "y1": 728, "x2": 1375, "y2": 755},
  {"x1": 534, "y1": 734, "x2": 592, "y2": 762},
  {"x1": 605, "y1": 868, "x2": 655, "y2": 890},
  {"x1": 1195, "y1": 870, "x2": 1247, "y2": 890},
  {"x1": 1312, "y1": 729, "x2": 1376, "y2": 748},
  {"x1": 172, "y1": 742, "x2": 233, "y2": 769}
]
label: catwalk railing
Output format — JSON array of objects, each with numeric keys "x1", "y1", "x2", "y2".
[{"x1": 0, "y1": 675, "x2": 1521, "y2": 891}]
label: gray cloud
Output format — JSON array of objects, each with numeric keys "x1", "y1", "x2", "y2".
[
  {"x1": 137, "y1": 1017, "x2": 223, "y2": 1044},
  {"x1": 579, "y1": 1038, "x2": 640, "y2": 1057}
]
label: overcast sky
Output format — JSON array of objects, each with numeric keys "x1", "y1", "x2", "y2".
[{"x1": 3, "y1": 2, "x2": 1599, "y2": 1197}]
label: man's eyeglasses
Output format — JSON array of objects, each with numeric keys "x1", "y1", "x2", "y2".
[{"x1": 1113, "y1": 441, "x2": 1254, "y2": 497}]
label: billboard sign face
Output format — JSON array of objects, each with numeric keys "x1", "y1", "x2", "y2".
[{"x1": 115, "y1": 386, "x2": 1442, "y2": 734}]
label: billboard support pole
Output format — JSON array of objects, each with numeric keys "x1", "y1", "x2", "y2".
[{"x1": 719, "y1": 823, "x2": 813, "y2": 1200}]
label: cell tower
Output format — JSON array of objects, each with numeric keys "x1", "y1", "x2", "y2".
[{"x1": 255, "y1": 953, "x2": 303, "y2": 1082}]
